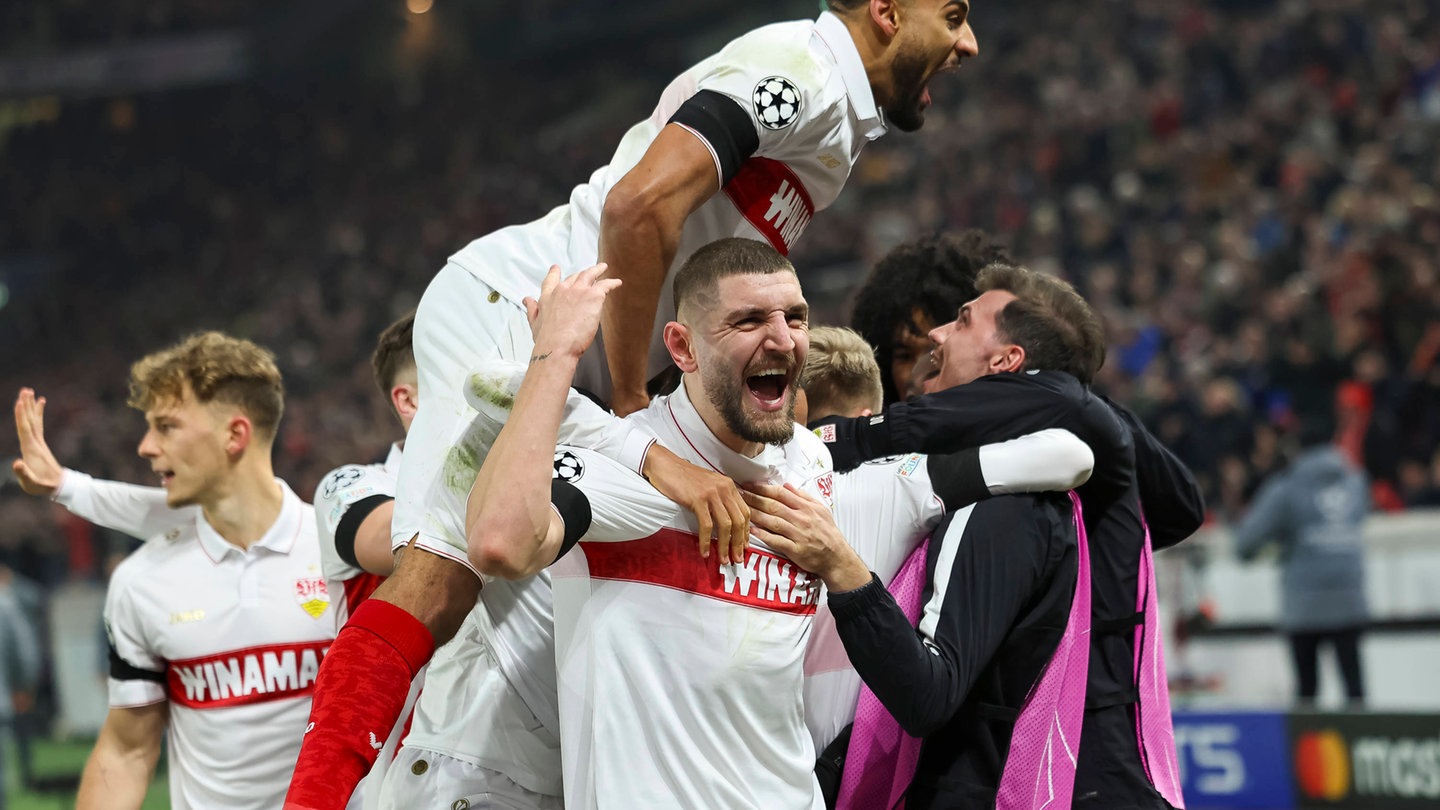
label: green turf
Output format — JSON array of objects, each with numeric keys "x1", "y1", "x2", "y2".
[{"x1": 5, "y1": 736, "x2": 169, "y2": 809}]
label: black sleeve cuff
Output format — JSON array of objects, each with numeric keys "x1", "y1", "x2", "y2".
[
  {"x1": 927, "y1": 448, "x2": 989, "y2": 511},
  {"x1": 668, "y1": 89, "x2": 760, "y2": 186},
  {"x1": 334, "y1": 494, "x2": 394, "y2": 570},
  {"x1": 108, "y1": 642, "x2": 165, "y2": 684},
  {"x1": 818, "y1": 415, "x2": 897, "y2": 474},
  {"x1": 827, "y1": 572, "x2": 893, "y2": 621},
  {"x1": 551, "y1": 479, "x2": 593, "y2": 562}
]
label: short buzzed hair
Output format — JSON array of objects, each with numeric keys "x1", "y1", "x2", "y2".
[
  {"x1": 673, "y1": 238, "x2": 796, "y2": 319},
  {"x1": 976, "y1": 264, "x2": 1106, "y2": 385},
  {"x1": 128, "y1": 332, "x2": 285, "y2": 438},
  {"x1": 371, "y1": 312, "x2": 416, "y2": 395},
  {"x1": 802, "y1": 327, "x2": 884, "y2": 419}
]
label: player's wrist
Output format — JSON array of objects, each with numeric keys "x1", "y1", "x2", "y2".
[
  {"x1": 818, "y1": 547, "x2": 871, "y2": 593},
  {"x1": 528, "y1": 344, "x2": 585, "y2": 365}
]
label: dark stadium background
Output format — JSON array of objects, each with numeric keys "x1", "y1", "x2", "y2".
[{"x1": 2, "y1": 0, "x2": 1439, "y2": 807}]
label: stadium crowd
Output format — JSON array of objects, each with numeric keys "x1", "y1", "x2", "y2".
[{"x1": 3, "y1": 0, "x2": 1440, "y2": 588}]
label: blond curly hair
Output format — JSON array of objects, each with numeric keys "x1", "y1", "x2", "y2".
[{"x1": 128, "y1": 332, "x2": 285, "y2": 438}]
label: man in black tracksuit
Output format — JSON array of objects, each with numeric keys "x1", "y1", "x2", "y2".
[{"x1": 818, "y1": 267, "x2": 1203, "y2": 809}]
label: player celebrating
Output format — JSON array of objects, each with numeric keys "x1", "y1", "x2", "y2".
[
  {"x1": 798, "y1": 326, "x2": 1095, "y2": 781},
  {"x1": 65, "y1": 333, "x2": 341, "y2": 810},
  {"x1": 467, "y1": 238, "x2": 837, "y2": 808},
  {"x1": 290, "y1": 3, "x2": 982, "y2": 805}
]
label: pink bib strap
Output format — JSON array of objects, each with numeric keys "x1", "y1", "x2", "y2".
[
  {"x1": 835, "y1": 536, "x2": 931, "y2": 810},
  {"x1": 1134, "y1": 514, "x2": 1185, "y2": 807},
  {"x1": 994, "y1": 490, "x2": 1092, "y2": 810}
]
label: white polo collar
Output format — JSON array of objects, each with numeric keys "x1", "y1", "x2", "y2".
[
  {"x1": 196, "y1": 479, "x2": 302, "y2": 563},
  {"x1": 383, "y1": 443, "x2": 404, "y2": 475},
  {"x1": 814, "y1": 10, "x2": 887, "y2": 141},
  {"x1": 658, "y1": 379, "x2": 789, "y2": 486}
]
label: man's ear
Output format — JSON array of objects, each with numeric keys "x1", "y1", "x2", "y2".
[
  {"x1": 664, "y1": 322, "x2": 699, "y2": 373},
  {"x1": 993, "y1": 344, "x2": 1026, "y2": 375},
  {"x1": 224, "y1": 414, "x2": 254, "y2": 456},
  {"x1": 871, "y1": 0, "x2": 901, "y2": 39},
  {"x1": 392, "y1": 383, "x2": 419, "y2": 423}
]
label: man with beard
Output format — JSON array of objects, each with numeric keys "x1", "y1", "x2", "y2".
[
  {"x1": 815, "y1": 265, "x2": 1202, "y2": 809},
  {"x1": 289, "y1": 5, "x2": 982, "y2": 804},
  {"x1": 798, "y1": 326, "x2": 1094, "y2": 808},
  {"x1": 468, "y1": 239, "x2": 835, "y2": 808}
]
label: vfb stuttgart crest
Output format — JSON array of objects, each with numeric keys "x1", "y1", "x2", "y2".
[{"x1": 294, "y1": 577, "x2": 330, "y2": 619}]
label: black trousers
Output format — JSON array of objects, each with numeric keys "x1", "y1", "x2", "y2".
[{"x1": 1288, "y1": 627, "x2": 1366, "y2": 703}]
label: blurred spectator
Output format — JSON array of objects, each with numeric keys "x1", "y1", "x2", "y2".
[
  {"x1": 1397, "y1": 448, "x2": 1440, "y2": 506},
  {"x1": 0, "y1": 565, "x2": 42, "y2": 807},
  {"x1": 1233, "y1": 410, "x2": 1371, "y2": 706}
]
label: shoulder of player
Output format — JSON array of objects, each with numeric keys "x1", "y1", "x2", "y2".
[
  {"x1": 973, "y1": 368, "x2": 1081, "y2": 398},
  {"x1": 313, "y1": 462, "x2": 388, "y2": 504},
  {"x1": 555, "y1": 445, "x2": 660, "y2": 499},
  {"x1": 711, "y1": 20, "x2": 849, "y2": 111},
  {"x1": 784, "y1": 423, "x2": 834, "y2": 474},
  {"x1": 109, "y1": 524, "x2": 201, "y2": 588}
]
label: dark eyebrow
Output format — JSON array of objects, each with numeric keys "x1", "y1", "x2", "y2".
[
  {"x1": 946, "y1": 0, "x2": 970, "y2": 16},
  {"x1": 959, "y1": 304, "x2": 971, "y2": 325},
  {"x1": 724, "y1": 307, "x2": 768, "y2": 322}
]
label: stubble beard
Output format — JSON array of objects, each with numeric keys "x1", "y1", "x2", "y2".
[
  {"x1": 702, "y1": 363, "x2": 798, "y2": 447},
  {"x1": 886, "y1": 41, "x2": 931, "y2": 133}
]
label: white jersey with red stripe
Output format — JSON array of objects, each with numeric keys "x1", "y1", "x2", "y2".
[
  {"x1": 314, "y1": 443, "x2": 400, "y2": 611},
  {"x1": 103, "y1": 481, "x2": 342, "y2": 810},
  {"x1": 803, "y1": 454, "x2": 944, "y2": 754},
  {"x1": 550, "y1": 380, "x2": 834, "y2": 809},
  {"x1": 446, "y1": 9, "x2": 885, "y2": 395}
]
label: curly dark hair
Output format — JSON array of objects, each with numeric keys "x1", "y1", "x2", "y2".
[{"x1": 849, "y1": 230, "x2": 1013, "y2": 404}]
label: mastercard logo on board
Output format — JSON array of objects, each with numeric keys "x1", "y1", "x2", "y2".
[{"x1": 1294, "y1": 729, "x2": 1351, "y2": 801}]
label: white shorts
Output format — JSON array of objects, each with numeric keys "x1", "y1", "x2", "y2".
[
  {"x1": 392, "y1": 261, "x2": 535, "y2": 573},
  {"x1": 378, "y1": 748, "x2": 563, "y2": 810}
]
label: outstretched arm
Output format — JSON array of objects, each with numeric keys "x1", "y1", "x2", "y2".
[
  {"x1": 12, "y1": 388, "x2": 64, "y2": 496},
  {"x1": 467, "y1": 264, "x2": 621, "y2": 579},
  {"x1": 14, "y1": 388, "x2": 181, "y2": 539},
  {"x1": 925, "y1": 428, "x2": 1095, "y2": 511},
  {"x1": 598, "y1": 124, "x2": 722, "y2": 417}
]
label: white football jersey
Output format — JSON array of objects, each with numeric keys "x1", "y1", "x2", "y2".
[
  {"x1": 803, "y1": 454, "x2": 944, "y2": 754},
  {"x1": 314, "y1": 444, "x2": 400, "y2": 610},
  {"x1": 104, "y1": 482, "x2": 342, "y2": 810},
  {"x1": 551, "y1": 381, "x2": 833, "y2": 810},
  {"x1": 446, "y1": 10, "x2": 886, "y2": 395}
]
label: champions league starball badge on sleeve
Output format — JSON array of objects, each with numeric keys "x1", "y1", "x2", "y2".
[
  {"x1": 753, "y1": 76, "x2": 801, "y2": 130},
  {"x1": 553, "y1": 450, "x2": 585, "y2": 483}
]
